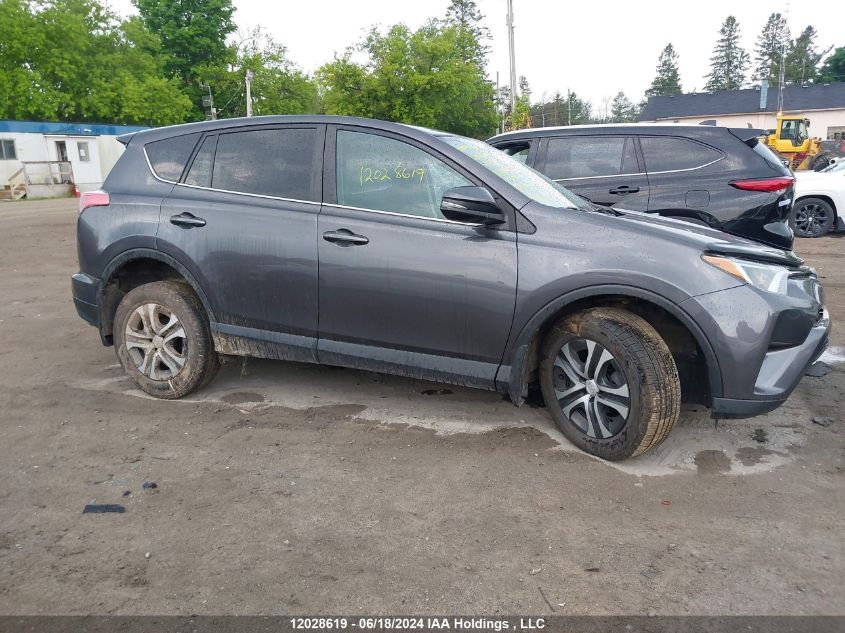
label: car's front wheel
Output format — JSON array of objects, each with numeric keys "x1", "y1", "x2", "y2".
[
  {"x1": 114, "y1": 281, "x2": 220, "y2": 399},
  {"x1": 790, "y1": 197, "x2": 835, "y2": 237},
  {"x1": 539, "y1": 308, "x2": 680, "y2": 460}
]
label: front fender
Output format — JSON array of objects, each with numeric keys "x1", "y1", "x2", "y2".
[{"x1": 496, "y1": 284, "x2": 723, "y2": 406}]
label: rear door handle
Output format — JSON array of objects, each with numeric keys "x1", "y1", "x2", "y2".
[
  {"x1": 322, "y1": 229, "x2": 369, "y2": 246},
  {"x1": 609, "y1": 185, "x2": 640, "y2": 195},
  {"x1": 170, "y1": 212, "x2": 207, "y2": 228}
]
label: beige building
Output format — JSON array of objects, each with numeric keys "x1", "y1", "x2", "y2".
[{"x1": 640, "y1": 82, "x2": 845, "y2": 140}]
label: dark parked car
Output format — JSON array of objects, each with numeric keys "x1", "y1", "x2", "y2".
[
  {"x1": 487, "y1": 124, "x2": 796, "y2": 250},
  {"x1": 73, "y1": 116, "x2": 829, "y2": 460}
]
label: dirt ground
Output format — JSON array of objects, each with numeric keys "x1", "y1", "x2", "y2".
[{"x1": 0, "y1": 198, "x2": 842, "y2": 615}]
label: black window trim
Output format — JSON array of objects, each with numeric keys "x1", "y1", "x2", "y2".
[
  {"x1": 144, "y1": 124, "x2": 326, "y2": 206},
  {"x1": 323, "y1": 124, "x2": 517, "y2": 231}
]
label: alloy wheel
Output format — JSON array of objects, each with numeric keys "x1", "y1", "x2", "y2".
[
  {"x1": 793, "y1": 203, "x2": 830, "y2": 237},
  {"x1": 124, "y1": 303, "x2": 188, "y2": 380},
  {"x1": 552, "y1": 338, "x2": 630, "y2": 439}
]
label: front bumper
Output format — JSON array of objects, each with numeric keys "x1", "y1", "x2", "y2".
[
  {"x1": 712, "y1": 307, "x2": 830, "y2": 418},
  {"x1": 72, "y1": 272, "x2": 100, "y2": 328},
  {"x1": 682, "y1": 280, "x2": 830, "y2": 419}
]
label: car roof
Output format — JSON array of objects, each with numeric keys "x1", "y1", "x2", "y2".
[
  {"x1": 118, "y1": 115, "x2": 455, "y2": 145},
  {"x1": 487, "y1": 123, "x2": 763, "y2": 143}
]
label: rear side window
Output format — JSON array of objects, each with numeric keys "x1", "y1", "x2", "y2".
[
  {"x1": 146, "y1": 133, "x2": 201, "y2": 181},
  {"x1": 750, "y1": 139, "x2": 788, "y2": 171},
  {"x1": 640, "y1": 137, "x2": 722, "y2": 172},
  {"x1": 184, "y1": 135, "x2": 217, "y2": 187},
  {"x1": 544, "y1": 136, "x2": 637, "y2": 179},
  {"x1": 212, "y1": 128, "x2": 317, "y2": 200}
]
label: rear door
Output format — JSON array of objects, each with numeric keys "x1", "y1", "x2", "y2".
[
  {"x1": 316, "y1": 126, "x2": 518, "y2": 388},
  {"x1": 155, "y1": 125, "x2": 324, "y2": 358},
  {"x1": 539, "y1": 135, "x2": 649, "y2": 210}
]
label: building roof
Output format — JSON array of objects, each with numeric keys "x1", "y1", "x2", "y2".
[
  {"x1": 0, "y1": 120, "x2": 149, "y2": 136},
  {"x1": 641, "y1": 82, "x2": 845, "y2": 120}
]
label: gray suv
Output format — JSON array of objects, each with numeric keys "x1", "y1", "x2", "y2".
[{"x1": 72, "y1": 116, "x2": 830, "y2": 460}]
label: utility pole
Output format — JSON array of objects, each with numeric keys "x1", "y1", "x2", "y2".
[
  {"x1": 245, "y1": 70, "x2": 254, "y2": 117},
  {"x1": 507, "y1": 0, "x2": 517, "y2": 124},
  {"x1": 200, "y1": 82, "x2": 216, "y2": 120},
  {"x1": 777, "y1": 1, "x2": 790, "y2": 112}
]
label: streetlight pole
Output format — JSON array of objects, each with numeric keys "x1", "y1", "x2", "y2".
[{"x1": 507, "y1": 0, "x2": 517, "y2": 123}]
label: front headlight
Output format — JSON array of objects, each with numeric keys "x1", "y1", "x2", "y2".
[{"x1": 702, "y1": 254, "x2": 791, "y2": 295}]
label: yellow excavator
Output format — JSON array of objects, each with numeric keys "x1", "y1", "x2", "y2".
[{"x1": 765, "y1": 114, "x2": 845, "y2": 171}]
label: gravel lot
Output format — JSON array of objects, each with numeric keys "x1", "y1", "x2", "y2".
[{"x1": 0, "y1": 198, "x2": 842, "y2": 615}]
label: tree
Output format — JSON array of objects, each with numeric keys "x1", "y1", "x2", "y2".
[
  {"x1": 198, "y1": 28, "x2": 317, "y2": 119},
  {"x1": 132, "y1": 0, "x2": 236, "y2": 81},
  {"x1": 561, "y1": 90, "x2": 591, "y2": 125},
  {"x1": 610, "y1": 92, "x2": 637, "y2": 122},
  {"x1": 784, "y1": 26, "x2": 829, "y2": 85},
  {"x1": 317, "y1": 18, "x2": 497, "y2": 138},
  {"x1": 518, "y1": 75, "x2": 531, "y2": 101},
  {"x1": 445, "y1": 0, "x2": 488, "y2": 40},
  {"x1": 646, "y1": 44, "x2": 682, "y2": 96},
  {"x1": 0, "y1": 0, "x2": 191, "y2": 125},
  {"x1": 818, "y1": 46, "x2": 845, "y2": 83},
  {"x1": 704, "y1": 16, "x2": 750, "y2": 92},
  {"x1": 753, "y1": 12, "x2": 790, "y2": 86}
]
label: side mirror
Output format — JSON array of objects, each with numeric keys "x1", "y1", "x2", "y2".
[{"x1": 440, "y1": 186, "x2": 506, "y2": 225}]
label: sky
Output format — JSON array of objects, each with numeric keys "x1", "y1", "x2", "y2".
[{"x1": 106, "y1": 0, "x2": 844, "y2": 111}]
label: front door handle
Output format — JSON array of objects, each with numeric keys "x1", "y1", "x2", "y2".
[
  {"x1": 170, "y1": 212, "x2": 207, "y2": 228},
  {"x1": 322, "y1": 229, "x2": 369, "y2": 246},
  {"x1": 609, "y1": 185, "x2": 640, "y2": 195}
]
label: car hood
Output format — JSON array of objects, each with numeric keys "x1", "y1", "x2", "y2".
[{"x1": 611, "y1": 208, "x2": 804, "y2": 267}]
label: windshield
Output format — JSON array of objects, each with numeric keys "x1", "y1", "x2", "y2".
[{"x1": 440, "y1": 135, "x2": 585, "y2": 209}]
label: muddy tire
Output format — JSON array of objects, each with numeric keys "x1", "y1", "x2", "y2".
[
  {"x1": 539, "y1": 307, "x2": 680, "y2": 461},
  {"x1": 114, "y1": 281, "x2": 219, "y2": 399}
]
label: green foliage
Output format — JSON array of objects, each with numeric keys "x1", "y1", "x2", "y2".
[
  {"x1": 753, "y1": 12, "x2": 789, "y2": 86},
  {"x1": 646, "y1": 44, "x2": 682, "y2": 96},
  {"x1": 317, "y1": 18, "x2": 497, "y2": 138},
  {"x1": 818, "y1": 47, "x2": 845, "y2": 83},
  {"x1": 704, "y1": 16, "x2": 750, "y2": 92},
  {"x1": 132, "y1": 0, "x2": 235, "y2": 82},
  {"x1": 0, "y1": 0, "x2": 191, "y2": 124},
  {"x1": 198, "y1": 28, "x2": 317, "y2": 118},
  {"x1": 610, "y1": 92, "x2": 638, "y2": 122},
  {"x1": 784, "y1": 27, "x2": 830, "y2": 85}
]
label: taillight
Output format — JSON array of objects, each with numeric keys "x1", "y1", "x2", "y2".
[
  {"x1": 79, "y1": 190, "x2": 110, "y2": 214},
  {"x1": 729, "y1": 177, "x2": 794, "y2": 193}
]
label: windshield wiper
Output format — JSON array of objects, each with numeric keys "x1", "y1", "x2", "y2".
[{"x1": 576, "y1": 195, "x2": 623, "y2": 217}]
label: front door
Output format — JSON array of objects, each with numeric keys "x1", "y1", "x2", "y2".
[
  {"x1": 540, "y1": 135, "x2": 650, "y2": 211},
  {"x1": 156, "y1": 125, "x2": 324, "y2": 359},
  {"x1": 317, "y1": 127, "x2": 518, "y2": 388}
]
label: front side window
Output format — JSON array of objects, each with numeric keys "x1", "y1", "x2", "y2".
[
  {"x1": 77, "y1": 142, "x2": 90, "y2": 162},
  {"x1": 212, "y1": 128, "x2": 317, "y2": 200},
  {"x1": 336, "y1": 130, "x2": 471, "y2": 219},
  {"x1": 544, "y1": 136, "x2": 636, "y2": 180},
  {"x1": 640, "y1": 137, "x2": 722, "y2": 172},
  {"x1": 0, "y1": 139, "x2": 17, "y2": 160},
  {"x1": 146, "y1": 133, "x2": 201, "y2": 181}
]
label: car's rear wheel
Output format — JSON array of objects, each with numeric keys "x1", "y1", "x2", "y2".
[
  {"x1": 790, "y1": 197, "x2": 835, "y2": 237},
  {"x1": 114, "y1": 281, "x2": 220, "y2": 399},
  {"x1": 539, "y1": 308, "x2": 680, "y2": 461}
]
